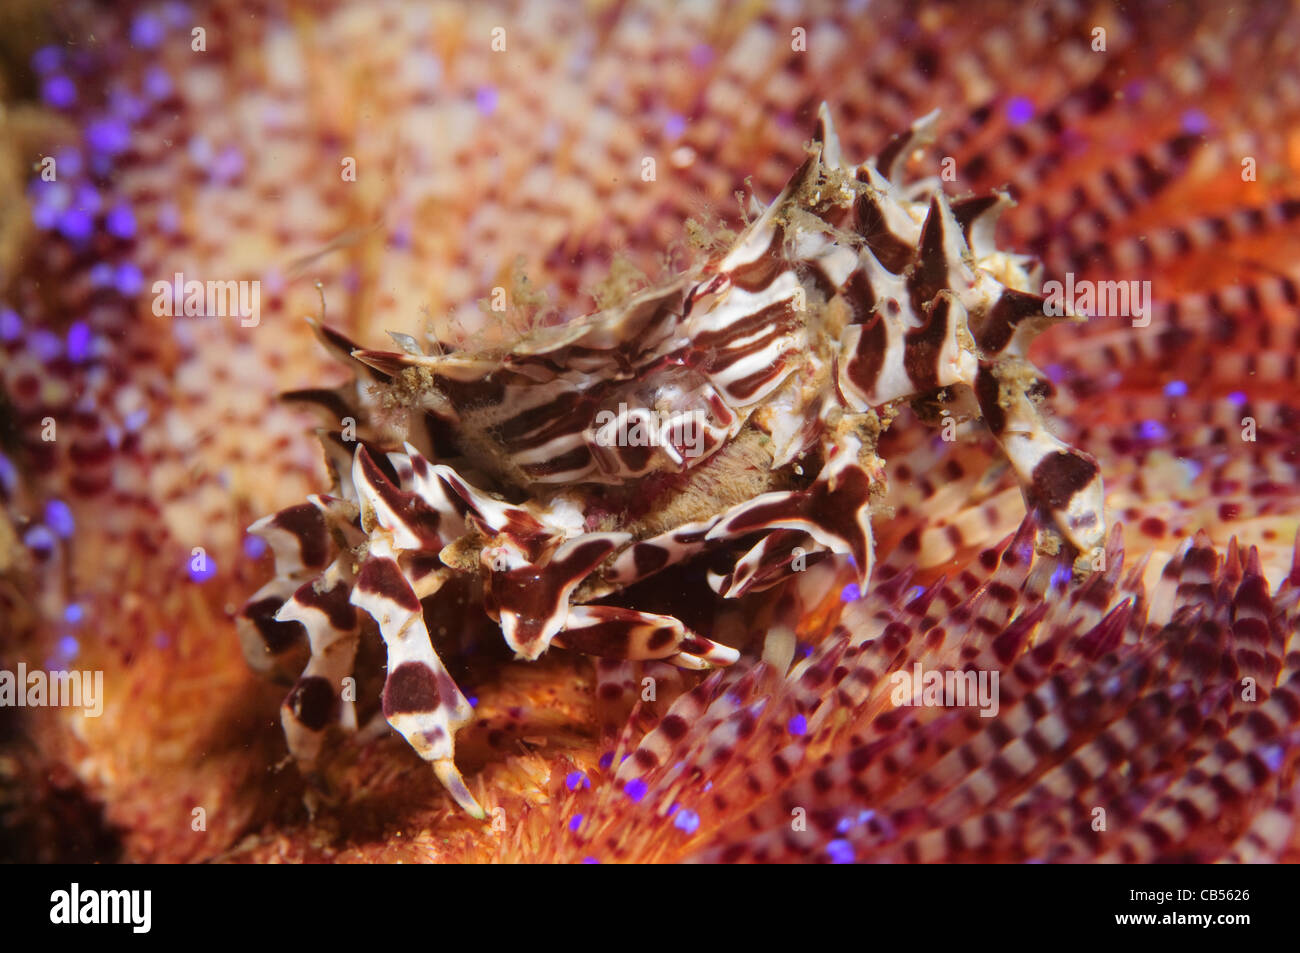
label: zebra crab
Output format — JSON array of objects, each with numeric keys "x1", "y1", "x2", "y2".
[{"x1": 238, "y1": 105, "x2": 1105, "y2": 816}]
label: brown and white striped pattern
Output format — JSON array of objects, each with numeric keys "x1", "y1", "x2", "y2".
[{"x1": 240, "y1": 105, "x2": 1105, "y2": 811}]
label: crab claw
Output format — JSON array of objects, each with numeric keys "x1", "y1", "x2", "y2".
[
  {"x1": 706, "y1": 444, "x2": 876, "y2": 590},
  {"x1": 482, "y1": 533, "x2": 630, "y2": 658},
  {"x1": 707, "y1": 530, "x2": 821, "y2": 599}
]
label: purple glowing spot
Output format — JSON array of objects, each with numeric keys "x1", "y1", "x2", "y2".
[
  {"x1": 0, "y1": 308, "x2": 21, "y2": 341},
  {"x1": 827, "y1": 839, "x2": 855, "y2": 864},
  {"x1": 124, "y1": 408, "x2": 149, "y2": 433},
  {"x1": 24, "y1": 525, "x2": 56, "y2": 551},
  {"x1": 211, "y1": 146, "x2": 245, "y2": 184},
  {"x1": 161, "y1": 2, "x2": 190, "y2": 28},
  {"x1": 85, "y1": 118, "x2": 131, "y2": 156},
  {"x1": 802, "y1": 644, "x2": 814, "y2": 658},
  {"x1": 64, "y1": 604, "x2": 84, "y2": 625},
  {"x1": 689, "y1": 43, "x2": 714, "y2": 68},
  {"x1": 702, "y1": 781, "x2": 713, "y2": 793},
  {"x1": 581, "y1": 856, "x2": 600, "y2": 864},
  {"x1": 666, "y1": 802, "x2": 679, "y2": 817},
  {"x1": 242, "y1": 534, "x2": 267, "y2": 560},
  {"x1": 568, "y1": 814, "x2": 584, "y2": 832},
  {"x1": 115, "y1": 263, "x2": 145, "y2": 296},
  {"x1": 674, "y1": 809, "x2": 701, "y2": 835},
  {"x1": 788, "y1": 714, "x2": 808, "y2": 736},
  {"x1": 840, "y1": 583, "x2": 862, "y2": 602},
  {"x1": 57, "y1": 635, "x2": 80, "y2": 660},
  {"x1": 1227, "y1": 391, "x2": 1248, "y2": 405},
  {"x1": 66, "y1": 322, "x2": 92, "y2": 362},
  {"x1": 45, "y1": 499, "x2": 75, "y2": 538},
  {"x1": 0, "y1": 454, "x2": 15, "y2": 496},
  {"x1": 54, "y1": 147, "x2": 83, "y2": 178},
  {"x1": 57, "y1": 207, "x2": 94, "y2": 243},
  {"x1": 565, "y1": 771, "x2": 589, "y2": 792},
  {"x1": 154, "y1": 632, "x2": 171, "y2": 649},
  {"x1": 32, "y1": 46, "x2": 63, "y2": 74},
  {"x1": 75, "y1": 184, "x2": 103, "y2": 215},
  {"x1": 467, "y1": 696, "x2": 478, "y2": 708},
  {"x1": 837, "y1": 817, "x2": 852, "y2": 834},
  {"x1": 1044, "y1": 362, "x2": 1066, "y2": 383},
  {"x1": 1050, "y1": 564, "x2": 1073, "y2": 589},
  {"x1": 29, "y1": 174, "x2": 71, "y2": 211},
  {"x1": 664, "y1": 113, "x2": 686, "y2": 139},
  {"x1": 31, "y1": 202, "x2": 57, "y2": 231},
  {"x1": 144, "y1": 66, "x2": 173, "y2": 101},
  {"x1": 30, "y1": 330, "x2": 62, "y2": 362},
  {"x1": 904, "y1": 585, "x2": 925, "y2": 603},
  {"x1": 1181, "y1": 109, "x2": 1210, "y2": 135},
  {"x1": 188, "y1": 555, "x2": 217, "y2": 583},
  {"x1": 89, "y1": 263, "x2": 115, "y2": 288},
  {"x1": 1260, "y1": 744, "x2": 1284, "y2": 773},
  {"x1": 1137, "y1": 419, "x2": 1168, "y2": 442},
  {"x1": 624, "y1": 778, "x2": 648, "y2": 803},
  {"x1": 106, "y1": 204, "x2": 137, "y2": 239},
  {"x1": 130, "y1": 12, "x2": 166, "y2": 49},
  {"x1": 109, "y1": 90, "x2": 148, "y2": 124},
  {"x1": 1163, "y1": 379, "x2": 1188, "y2": 398},
  {"x1": 598, "y1": 751, "x2": 614, "y2": 770},
  {"x1": 475, "y1": 85, "x2": 498, "y2": 116},
  {"x1": 1006, "y1": 96, "x2": 1034, "y2": 126},
  {"x1": 42, "y1": 75, "x2": 77, "y2": 109}
]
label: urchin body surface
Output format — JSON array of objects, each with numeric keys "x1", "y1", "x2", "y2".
[{"x1": 238, "y1": 105, "x2": 1105, "y2": 815}]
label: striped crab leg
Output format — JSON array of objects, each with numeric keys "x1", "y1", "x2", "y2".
[
  {"x1": 340, "y1": 445, "x2": 482, "y2": 814},
  {"x1": 553, "y1": 605, "x2": 739, "y2": 670},
  {"x1": 275, "y1": 561, "x2": 360, "y2": 767},
  {"x1": 421, "y1": 451, "x2": 740, "y2": 669},
  {"x1": 238, "y1": 495, "x2": 368, "y2": 770},
  {"x1": 349, "y1": 533, "x2": 482, "y2": 816}
]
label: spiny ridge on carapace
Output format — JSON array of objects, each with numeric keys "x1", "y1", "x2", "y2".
[{"x1": 239, "y1": 105, "x2": 1104, "y2": 815}]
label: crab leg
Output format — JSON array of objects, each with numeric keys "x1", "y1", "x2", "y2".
[
  {"x1": 350, "y1": 536, "x2": 481, "y2": 817},
  {"x1": 706, "y1": 437, "x2": 877, "y2": 590},
  {"x1": 552, "y1": 605, "x2": 739, "y2": 669},
  {"x1": 275, "y1": 561, "x2": 360, "y2": 766}
]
